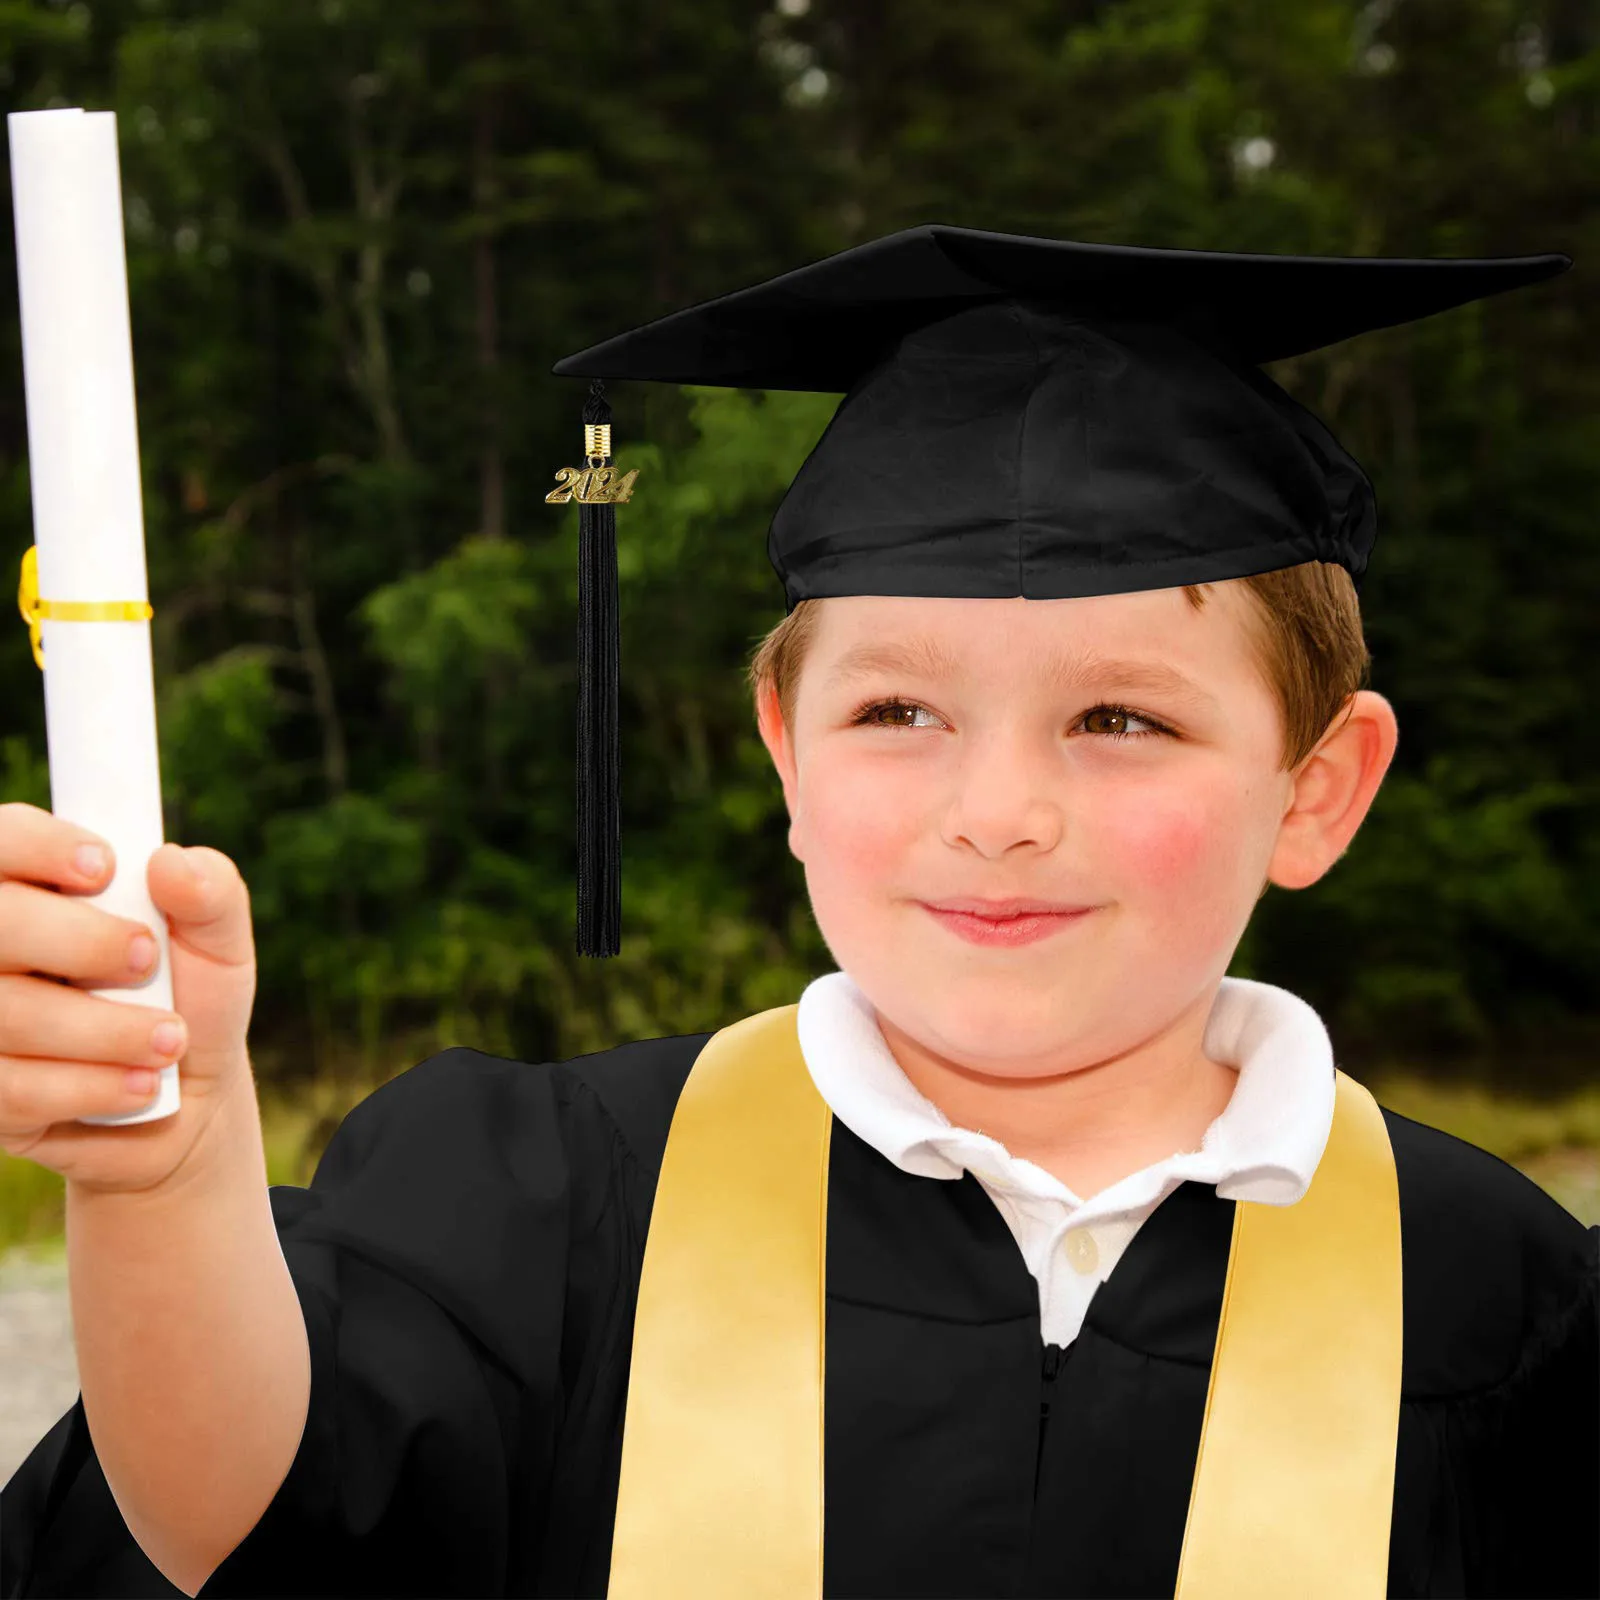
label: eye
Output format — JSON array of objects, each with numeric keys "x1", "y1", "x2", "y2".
[
  {"x1": 1077, "y1": 704, "x2": 1171, "y2": 741},
  {"x1": 848, "y1": 698, "x2": 1175, "y2": 741},
  {"x1": 850, "y1": 697, "x2": 939, "y2": 730}
]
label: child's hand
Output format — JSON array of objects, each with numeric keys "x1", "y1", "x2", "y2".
[{"x1": 0, "y1": 801, "x2": 259, "y2": 1197}]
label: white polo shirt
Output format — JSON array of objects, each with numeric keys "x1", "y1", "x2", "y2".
[{"x1": 795, "y1": 971, "x2": 1339, "y2": 1347}]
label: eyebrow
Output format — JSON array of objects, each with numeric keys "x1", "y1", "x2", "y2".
[{"x1": 825, "y1": 638, "x2": 1220, "y2": 709}]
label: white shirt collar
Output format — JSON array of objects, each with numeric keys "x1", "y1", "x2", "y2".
[{"x1": 795, "y1": 971, "x2": 1337, "y2": 1219}]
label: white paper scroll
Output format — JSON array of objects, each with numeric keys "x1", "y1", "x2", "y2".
[{"x1": 9, "y1": 108, "x2": 177, "y2": 1124}]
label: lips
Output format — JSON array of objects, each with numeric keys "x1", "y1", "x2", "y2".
[
  {"x1": 923, "y1": 899, "x2": 1096, "y2": 918},
  {"x1": 921, "y1": 902, "x2": 1096, "y2": 947}
]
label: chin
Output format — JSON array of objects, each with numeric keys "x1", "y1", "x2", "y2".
[{"x1": 882, "y1": 967, "x2": 1070, "y2": 1033}]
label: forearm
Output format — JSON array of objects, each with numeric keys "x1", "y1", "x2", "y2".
[{"x1": 64, "y1": 1070, "x2": 311, "y2": 1597}]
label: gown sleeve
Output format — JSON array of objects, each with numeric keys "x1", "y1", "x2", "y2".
[
  {"x1": 1, "y1": 1047, "x2": 585, "y2": 1600},
  {"x1": 1459, "y1": 1221, "x2": 1600, "y2": 1598}
]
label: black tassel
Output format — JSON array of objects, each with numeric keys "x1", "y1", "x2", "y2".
[{"x1": 577, "y1": 379, "x2": 621, "y2": 956}]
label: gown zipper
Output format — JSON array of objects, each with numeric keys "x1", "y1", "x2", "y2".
[{"x1": 1035, "y1": 1340, "x2": 1072, "y2": 1495}]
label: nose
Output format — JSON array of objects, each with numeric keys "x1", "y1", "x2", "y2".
[{"x1": 941, "y1": 731, "x2": 1067, "y2": 857}]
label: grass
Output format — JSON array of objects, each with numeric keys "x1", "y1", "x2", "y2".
[
  {"x1": 3, "y1": 1064, "x2": 1599, "y2": 1271},
  {"x1": 0, "y1": 1054, "x2": 402, "y2": 1269},
  {"x1": 1364, "y1": 1068, "x2": 1600, "y2": 1228}
]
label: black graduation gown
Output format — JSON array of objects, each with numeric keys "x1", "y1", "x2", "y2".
[{"x1": 4, "y1": 1033, "x2": 1597, "y2": 1599}]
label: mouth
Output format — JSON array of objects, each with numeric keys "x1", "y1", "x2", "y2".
[
  {"x1": 918, "y1": 902, "x2": 1097, "y2": 947},
  {"x1": 923, "y1": 898, "x2": 1097, "y2": 918}
]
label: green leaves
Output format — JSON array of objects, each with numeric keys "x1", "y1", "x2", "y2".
[
  {"x1": 361, "y1": 533, "x2": 543, "y2": 704},
  {"x1": 1, "y1": 0, "x2": 1595, "y2": 1088},
  {"x1": 157, "y1": 645, "x2": 283, "y2": 841}
]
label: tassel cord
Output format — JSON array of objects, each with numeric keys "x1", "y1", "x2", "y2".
[{"x1": 577, "y1": 380, "x2": 621, "y2": 956}]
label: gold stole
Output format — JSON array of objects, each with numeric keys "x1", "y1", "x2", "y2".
[{"x1": 608, "y1": 1004, "x2": 1403, "y2": 1598}]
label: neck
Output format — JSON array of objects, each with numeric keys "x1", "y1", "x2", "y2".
[{"x1": 873, "y1": 1003, "x2": 1240, "y2": 1201}]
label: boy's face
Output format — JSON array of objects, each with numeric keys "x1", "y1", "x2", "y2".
[{"x1": 756, "y1": 586, "x2": 1398, "y2": 1085}]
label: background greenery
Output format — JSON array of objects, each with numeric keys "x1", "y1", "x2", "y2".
[{"x1": 1, "y1": 0, "x2": 1597, "y2": 1240}]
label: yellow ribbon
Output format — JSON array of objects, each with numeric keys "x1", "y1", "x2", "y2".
[
  {"x1": 610, "y1": 1004, "x2": 1402, "y2": 1598},
  {"x1": 1174, "y1": 1066, "x2": 1402, "y2": 1598},
  {"x1": 17, "y1": 544, "x2": 153, "y2": 670},
  {"x1": 609, "y1": 1007, "x2": 831, "y2": 1597}
]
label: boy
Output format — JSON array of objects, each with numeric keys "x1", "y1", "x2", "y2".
[{"x1": 2, "y1": 227, "x2": 1596, "y2": 1598}]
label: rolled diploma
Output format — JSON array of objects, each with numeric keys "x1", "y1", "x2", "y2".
[{"x1": 9, "y1": 108, "x2": 177, "y2": 1124}]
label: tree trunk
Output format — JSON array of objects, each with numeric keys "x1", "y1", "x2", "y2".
[
  {"x1": 473, "y1": 28, "x2": 508, "y2": 810},
  {"x1": 288, "y1": 519, "x2": 350, "y2": 800},
  {"x1": 474, "y1": 90, "x2": 505, "y2": 544}
]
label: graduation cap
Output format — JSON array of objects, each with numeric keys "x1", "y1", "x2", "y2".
[{"x1": 549, "y1": 223, "x2": 1570, "y2": 958}]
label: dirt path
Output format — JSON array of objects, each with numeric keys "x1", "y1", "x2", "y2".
[{"x1": 0, "y1": 1245, "x2": 79, "y2": 1489}]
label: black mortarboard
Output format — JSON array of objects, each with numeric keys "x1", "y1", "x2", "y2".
[{"x1": 549, "y1": 224, "x2": 1570, "y2": 957}]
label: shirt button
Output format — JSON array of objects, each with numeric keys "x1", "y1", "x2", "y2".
[{"x1": 1063, "y1": 1228, "x2": 1099, "y2": 1274}]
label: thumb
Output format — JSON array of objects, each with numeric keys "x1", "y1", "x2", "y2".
[{"x1": 146, "y1": 843, "x2": 257, "y2": 971}]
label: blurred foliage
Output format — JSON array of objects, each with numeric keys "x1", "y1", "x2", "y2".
[{"x1": 0, "y1": 0, "x2": 1596, "y2": 1100}]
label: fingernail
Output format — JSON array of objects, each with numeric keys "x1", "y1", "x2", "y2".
[
  {"x1": 178, "y1": 847, "x2": 202, "y2": 881},
  {"x1": 151, "y1": 1020, "x2": 185, "y2": 1057},
  {"x1": 128, "y1": 933, "x2": 158, "y2": 975},
  {"x1": 75, "y1": 843, "x2": 108, "y2": 879}
]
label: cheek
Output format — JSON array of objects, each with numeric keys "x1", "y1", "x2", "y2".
[
  {"x1": 799, "y1": 761, "x2": 920, "y2": 878},
  {"x1": 1095, "y1": 785, "x2": 1238, "y2": 893}
]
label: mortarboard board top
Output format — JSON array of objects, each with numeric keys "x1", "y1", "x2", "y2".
[{"x1": 552, "y1": 223, "x2": 1571, "y2": 389}]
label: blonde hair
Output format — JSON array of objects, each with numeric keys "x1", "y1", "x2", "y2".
[{"x1": 746, "y1": 562, "x2": 1373, "y2": 776}]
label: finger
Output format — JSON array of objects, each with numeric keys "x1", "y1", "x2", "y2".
[
  {"x1": 0, "y1": 973, "x2": 187, "y2": 1069},
  {"x1": 146, "y1": 845, "x2": 255, "y2": 971},
  {"x1": 0, "y1": 801, "x2": 115, "y2": 892},
  {"x1": 0, "y1": 1052, "x2": 164, "y2": 1143},
  {"x1": 0, "y1": 876, "x2": 164, "y2": 984}
]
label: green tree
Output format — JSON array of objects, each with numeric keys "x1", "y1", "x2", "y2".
[{"x1": 0, "y1": 0, "x2": 1594, "y2": 1090}]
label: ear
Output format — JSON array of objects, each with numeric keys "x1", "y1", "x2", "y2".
[
  {"x1": 755, "y1": 676, "x2": 801, "y2": 823},
  {"x1": 1266, "y1": 690, "x2": 1399, "y2": 891}
]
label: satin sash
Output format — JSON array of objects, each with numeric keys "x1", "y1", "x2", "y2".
[{"x1": 609, "y1": 1003, "x2": 1402, "y2": 1598}]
